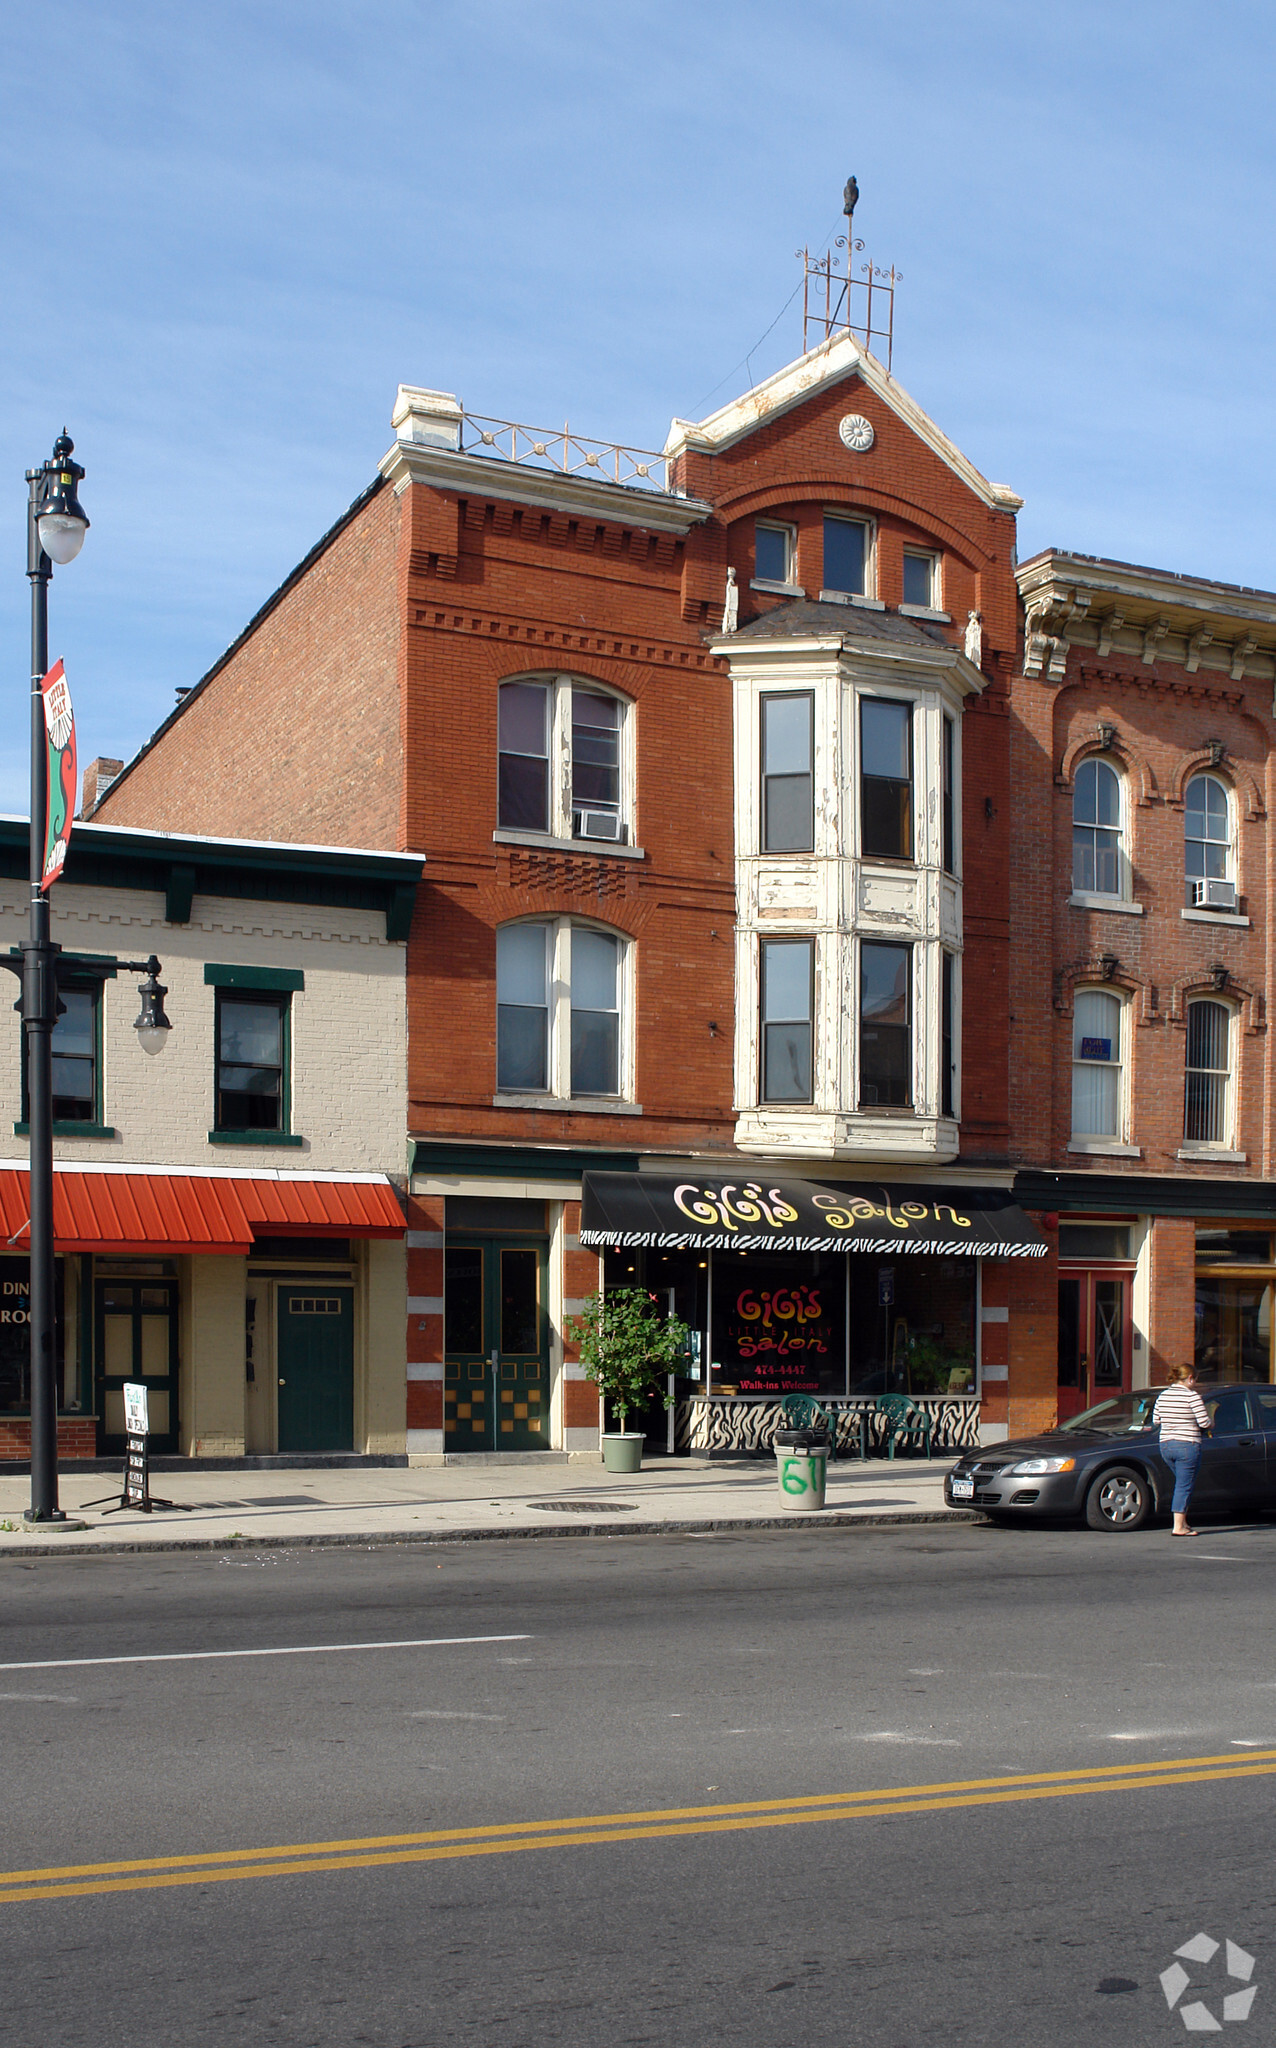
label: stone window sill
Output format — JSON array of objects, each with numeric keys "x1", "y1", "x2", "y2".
[
  {"x1": 14, "y1": 1122, "x2": 115, "y2": 1139},
  {"x1": 818, "y1": 590, "x2": 886, "y2": 610},
  {"x1": 1068, "y1": 892, "x2": 1144, "y2": 915},
  {"x1": 750, "y1": 579, "x2": 805, "y2": 598},
  {"x1": 1177, "y1": 1146, "x2": 1247, "y2": 1164},
  {"x1": 1181, "y1": 906, "x2": 1249, "y2": 928},
  {"x1": 899, "y1": 604, "x2": 952, "y2": 623},
  {"x1": 492, "y1": 1094, "x2": 644, "y2": 1115},
  {"x1": 492, "y1": 829, "x2": 645, "y2": 861},
  {"x1": 1067, "y1": 1139, "x2": 1141, "y2": 1157}
]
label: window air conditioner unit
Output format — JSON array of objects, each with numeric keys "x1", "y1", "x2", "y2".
[
  {"x1": 572, "y1": 810, "x2": 626, "y2": 843},
  {"x1": 1192, "y1": 878, "x2": 1237, "y2": 911}
]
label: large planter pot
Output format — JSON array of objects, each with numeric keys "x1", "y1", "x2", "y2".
[{"x1": 601, "y1": 1432, "x2": 645, "y2": 1473}]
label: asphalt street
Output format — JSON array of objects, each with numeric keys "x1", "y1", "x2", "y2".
[{"x1": 1, "y1": 1517, "x2": 1275, "y2": 2047}]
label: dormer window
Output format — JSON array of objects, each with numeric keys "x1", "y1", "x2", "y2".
[{"x1": 902, "y1": 550, "x2": 940, "y2": 610}]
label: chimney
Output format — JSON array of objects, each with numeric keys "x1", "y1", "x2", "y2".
[{"x1": 81, "y1": 757, "x2": 124, "y2": 817}]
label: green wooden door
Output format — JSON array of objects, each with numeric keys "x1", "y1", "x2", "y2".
[
  {"x1": 277, "y1": 1286, "x2": 354, "y2": 1453},
  {"x1": 445, "y1": 1240, "x2": 548, "y2": 1451},
  {"x1": 96, "y1": 1279, "x2": 179, "y2": 1455}
]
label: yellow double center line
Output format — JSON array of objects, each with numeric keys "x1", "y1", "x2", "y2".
[{"x1": 5, "y1": 1748, "x2": 1276, "y2": 1906}]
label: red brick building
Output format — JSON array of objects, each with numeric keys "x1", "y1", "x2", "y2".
[
  {"x1": 1010, "y1": 552, "x2": 1276, "y2": 1416},
  {"x1": 95, "y1": 330, "x2": 1060, "y2": 1457}
]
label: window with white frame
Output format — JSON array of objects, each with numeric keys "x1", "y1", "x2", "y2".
[
  {"x1": 496, "y1": 920, "x2": 628, "y2": 1100},
  {"x1": 759, "y1": 938, "x2": 814, "y2": 1103},
  {"x1": 823, "y1": 514, "x2": 870, "y2": 598},
  {"x1": 861, "y1": 698, "x2": 914, "y2": 861},
  {"x1": 1184, "y1": 774, "x2": 1232, "y2": 897},
  {"x1": 760, "y1": 693, "x2": 814, "y2": 852},
  {"x1": 754, "y1": 521, "x2": 796, "y2": 587},
  {"x1": 1072, "y1": 757, "x2": 1124, "y2": 897},
  {"x1": 860, "y1": 940, "x2": 912, "y2": 1107},
  {"x1": 1184, "y1": 998, "x2": 1232, "y2": 1147},
  {"x1": 902, "y1": 549, "x2": 940, "y2": 610},
  {"x1": 497, "y1": 677, "x2": 630, "y2": 844},
  {"x1": 1071, "y1": 988, "x2": 1125, "y2": 1140},
  {"x1": 941, "y1": 952, "x2": 957, "y2": 1119}
]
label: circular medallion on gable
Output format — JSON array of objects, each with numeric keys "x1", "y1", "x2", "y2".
[{"x1": 838, "y1": 413, "x2": 875, "y2": 453}]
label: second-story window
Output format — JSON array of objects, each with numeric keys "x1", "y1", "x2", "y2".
[
  {"x1": 496, "y1": 923, "x2": 550, "y2": 1092},
  {"x1": 761, "y1": 693, "x2": 814, "y2": 852},
  {"x1": 860, "y1": 941, "x2": 911, "y2": 1108},
  {"x1": 497, "y1": 678, "x2": 630, "y2": 845},
  {"x1": 1185, "y1": 998, "x2": 1232, "y2": 1146},
  {"x1": 902, "y1": 550, "x2": 940, "y2": 608},
  {"x1": 942, "y1": 715, "x2": 955, "y2": 874},
  {"x1": 1071, "y1": 988, "x2": 1124, "y2": 1141},
  {"x1": 861, "y1": 699, "x2": 913, "y2": 861},
  {"x1": 23, "y1": 982, "x2": 102, "y2": 1128},
  {"x1": 1072, "y1": 757, "x2": 1123, "y2": 896},
  {"x1": 496, "y1": 921, "x2": 628, "y2": 1100},
  {"x1": 760, "y1": 938, "x2": 813, "y2": 1103},
  {"x1": 216, "y1": 995, "x2": 287, "y2": 1133},
  {"x1": 823, "y1": 515, "x2": 868, "y2": 597}
]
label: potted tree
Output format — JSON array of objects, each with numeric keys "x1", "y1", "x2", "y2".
[{"x1": 565, "y1": 1287, "x2": 693, "y2": 1472}]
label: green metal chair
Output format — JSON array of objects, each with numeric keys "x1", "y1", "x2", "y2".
[
  {"x1": 875, "y1": 1391, "x2": 934, "y2": 1460},
  {"x1": 778, "y1": 1391, "x2": 838, "y2": 1458}
]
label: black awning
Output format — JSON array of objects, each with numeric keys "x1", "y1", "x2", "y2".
[{"x1": 580, "y1": 1172, "x2": 1048, "y2": 1259}]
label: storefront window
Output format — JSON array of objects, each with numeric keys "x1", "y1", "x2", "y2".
[{"x1": 1195, "y1": 1277, "x2": 1272, "y2": 1382}]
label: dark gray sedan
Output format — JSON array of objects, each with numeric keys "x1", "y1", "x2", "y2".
[{"x1": 944, "y1": 1384, "x2": 1276, "y2": 1531}]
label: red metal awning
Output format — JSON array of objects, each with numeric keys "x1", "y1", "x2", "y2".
[{"x1": 0, "y1": 1169, "x2": 405, "y2": 1256}]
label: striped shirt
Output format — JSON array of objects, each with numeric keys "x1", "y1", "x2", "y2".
[{"x1": 1152, "y1": 1384, "x2": 1211, "y2": 1443}]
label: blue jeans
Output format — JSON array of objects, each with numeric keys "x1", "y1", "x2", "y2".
[{"x1": 1161, "y1": 1439, "x2": 1202, "y2": 1515}]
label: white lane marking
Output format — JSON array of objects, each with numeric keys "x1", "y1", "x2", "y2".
[
  {"x1": 907, "y1": 1668, "x2": 945, "y2": 1675},
  {"x1": 0, "y1": 1634, "x2": 532, "y2": 1673},
  {"x1": 1187, "y1": 1555, "x2": 1251, "y2": 1562},
  {"x1": 859, "y1": 1732, "x2": 961, "y2": 1746},
  {"x1": 0, "y1": 1692, "x2": 78, "y2": 1703},
  {"x1": 409, "y1": 1710, "x2": 505, "y2": 1721},
  {"x1": 1107, "y1": 1729, "x2": 1214, "y2": 1741}
]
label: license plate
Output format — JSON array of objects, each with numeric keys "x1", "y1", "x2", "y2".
[{"x1": 950, "y1": 1476, "x2": 974, "y2": 1499}]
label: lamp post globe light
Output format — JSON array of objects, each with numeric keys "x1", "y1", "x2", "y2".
[{"x1": 19, "y1": 436, "x2": 171, "y2": 1524}]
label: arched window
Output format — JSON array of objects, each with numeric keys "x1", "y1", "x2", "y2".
[
  {"x1": 497, "y1": 677, "x2": 630, "y2": 844},
  {"x1": 496, "y1": 920, "x2": 628, "y2": 1100},
  {"x1": 1184, "y1": 999, "x2": 1232, "y2": 1146},
  {"x1": 1072, "y1": 988, "x2": 1125, "y2": 1140},
  {"x1": 1185, "y1": 774, "x2": 1231, "y2": 897},
  {"x1": 1072, "y1": 758, "x2": 1123, "y2": 897}
]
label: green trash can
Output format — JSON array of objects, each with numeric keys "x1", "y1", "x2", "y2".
[{"x1": 773, "y1": 1427, "x2": 830, "y2": 1511}]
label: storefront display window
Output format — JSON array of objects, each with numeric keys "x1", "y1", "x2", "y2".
[
  {"x1": 1196, "y1": 1226, "x2": 1276, "y2": 1381},
  {"x1": 0, "y1": 1256, "x2": 68, "y2": 1413}
]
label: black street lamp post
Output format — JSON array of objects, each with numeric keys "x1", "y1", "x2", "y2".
[{"x1": 13, "y1": 438, "x2": 173, "y2": 1523}]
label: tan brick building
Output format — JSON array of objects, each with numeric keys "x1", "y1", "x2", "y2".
[{"x1": 95, "y1": 331, "x2": 1052, "y2": 1459}]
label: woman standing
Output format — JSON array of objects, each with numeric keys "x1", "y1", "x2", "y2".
[{"x1": 1152, "y1": 1364, "x2": 1212, "y2": 1537}]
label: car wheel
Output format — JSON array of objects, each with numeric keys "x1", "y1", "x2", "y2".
[{"x1": 1085, "y1": 1465, "x2": 1151, "y2": 1532}]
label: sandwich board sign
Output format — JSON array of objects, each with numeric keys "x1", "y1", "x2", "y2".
[{"x1": 121, "y1": 1382, "x2": 151, "y2": 1510}]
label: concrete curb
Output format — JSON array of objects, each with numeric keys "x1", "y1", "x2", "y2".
[{"x1": 0, "y1": 1507, "x2": 977, "y2": 1560}]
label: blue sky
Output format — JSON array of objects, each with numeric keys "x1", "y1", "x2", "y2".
[{"x1": 2, "y1": 0, "x2": 1274, "y2": 818}]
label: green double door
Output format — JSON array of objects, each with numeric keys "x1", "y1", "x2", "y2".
[
  {"x1": 277, "y1": 1286, "x2": 354, "y2": 1453},
  {"x1": 445, "y1": 1239, "x2": 549, "y2": 1451}
]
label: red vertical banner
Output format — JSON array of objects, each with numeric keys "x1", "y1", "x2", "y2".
[{"x1": 40, "y1": 660, "x2": 76, "y2": 891}]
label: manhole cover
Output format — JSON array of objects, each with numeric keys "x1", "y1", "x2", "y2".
[{"x1": 528, "y1": 1500, "x2": 638, "y2": 1514}]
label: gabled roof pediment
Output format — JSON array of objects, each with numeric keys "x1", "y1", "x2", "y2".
[{"x1": 665, "y1": 332, "x2": 1022, "y2": 516}]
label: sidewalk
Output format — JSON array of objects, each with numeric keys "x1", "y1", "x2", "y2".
[{"x1": 0, "y1": 1453, "x2": 969, "y2": 1557}]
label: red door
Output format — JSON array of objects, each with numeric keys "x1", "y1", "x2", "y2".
[{"x1": 1057, "y1": 1270, "x2": 1133, "y2": 1421}]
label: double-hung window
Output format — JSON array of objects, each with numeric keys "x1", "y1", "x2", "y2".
[
  {"x1": 861, "y1": 699, "x2": 913, "y2": 861},
  {"x1": 754, "y1": 521, "x2": 796, "y2": 587},
  {"x1": 206, "y1": 965, "x2": 303, "y2": 1143},
  {"x1": 497, "y1": 678, "x2": 630, "y2": 844},
  {"x1": 1185, "y1": 774, "x2": 1231, "y2": 901},
  {"x1": 860, "y1": 942, "x2": 911, "y2": 1108},
  {"x1": 21, "y1": 981, "x2": 104, "y2": 1131},
  {"x1": 496, "y1": 921, "x2": 627, "y2": 1100},
  {"x1": 941, "y1": 953, "x2": 957, "y2": 1119},
  {"x1": 902, "y1": 550, "x2": 940, "y2": 609},
  {"x1": 1072, "y1": 989, "x2": 1123, "y2": 1140},
  {"x1": 1185, "y1": 999, "x2": 1232, "y2": 1146},
  {"x1": 823, "y1": 515, "x2": 869, "y2": 597},
  {"x1": 1072, "y1": 758, "x2": 1123, "y2": 896},
  {"x1": 759, "y1": 939, "x2": 813, "y2": 1103},
  {"x1": 760, "y1": 694, "x2": 814, "y2": 852},
  {"x1": 941, "y1": 715, "x2": 955, "y2": 874}
]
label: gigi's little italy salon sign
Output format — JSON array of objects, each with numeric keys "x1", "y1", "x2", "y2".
[
  {"x1": 579, "y1": 1172, "x2": 1048, "y2": 1259},
  {"x1": 731, "y1": 1282, "x2": 830, "y2": 1395}
]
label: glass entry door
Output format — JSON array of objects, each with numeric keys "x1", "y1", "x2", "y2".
[
  {"x1": 96, "y1": 1277, "x2": 179, "y2": 1454},
  {"x1": 1057, "y1": 1270, "x2": 1131, "y2": 1420},
  {"x1": 444, "y1": 1238, "x2": 548, "y2": 1451}
]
